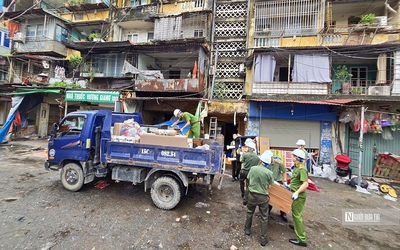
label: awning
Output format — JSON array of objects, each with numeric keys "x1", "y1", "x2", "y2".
[
  {"x1": 250, "y1": 99, "x2": 357, "y2": 106},
  {"x1": 65, "y1": 91, "x2": 119, "y2": 103},
  {"x1": 0, "y1": 88, "x2": 62, "y2": 96}
]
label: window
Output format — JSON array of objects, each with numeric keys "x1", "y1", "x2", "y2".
[
  {"x1": 130, "y1": 0, "x2": 142, "y2": 6},
  {"x1": 26, "y1": 26, "x2": 35, "y2": 37},
  {"x1": 147, "y1": 32, "x2": 154, "y2": 41},
  {"x1": 254, "y1": 0, "x2": 322, "y2": 37},
  {"x1": 194, "y1": 29, "x2": 203, "y2": 37},
  {"x1": 350, "y1": 67, "x2": 368, "y2": 87},
  {"x1": 26, "y1": 25, "x2": 47, "y2": 39},
  {"x1": 55, "y1": 25, "x2": 68, "y2": 43},
  {"x1": 58, "y1": 116, "x2": 86, "y2": 137},
  {"x1": 127, "y1": 34, "x2": 138, "y2": 43}
]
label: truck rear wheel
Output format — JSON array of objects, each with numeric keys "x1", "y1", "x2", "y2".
[
  {"x1": 60, "y1": 163, "x2": 84, "y2": 192},
  {"x1": 151, "y1": 176, "x2": 182, "y2": 210}
]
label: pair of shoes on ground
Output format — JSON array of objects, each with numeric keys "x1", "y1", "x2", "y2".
[
  {"x1": 244, "y1": 229, "x2": 251, "y2": 236},
  {"x1": 232, "y1": 177, "x2": 238, "y2": 182},
  {"x1": 289, "y1": 239, "x2": 307, "y2": 247}
]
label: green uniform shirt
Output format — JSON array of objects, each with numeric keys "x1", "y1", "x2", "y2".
[
  {"x1": 240, "y1": 151, "x2": 260, "y2": 171},
  {"x1": 181, "y1": 112, "x2": 198, "y2": 125},
  {"x1": 247, "y1": 164, "x2": 274, "y2": 196},
  {"x1": 269, "y1": 162, "x2": 286, "y2": 182},
  {"x1": 290, "y1": 163, "x2": 308, "y2": 198}
]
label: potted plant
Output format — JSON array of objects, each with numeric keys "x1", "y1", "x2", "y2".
[
  {"x1": 335, "y1": 65, "x2": 352, "y2": 94},
  {"x1": 359, "y1": 13, "x2": 376, "y2": 25},
  {"x1": 87, "y1": 33, "x2": 100, "y2": 42},
  {"x1": 69, "y1": 54, "x2": 83, "y2": 78},
  {"x1": 93, "y1": 69, "x2": 104, "y2": 77}
]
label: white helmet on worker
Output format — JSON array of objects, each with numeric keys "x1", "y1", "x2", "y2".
[
  {"x1": 245, "y1": 141, "x2": 256, "y2": 150},
  {"x1": 292, "y1": 149, "x2": 306, "y2": 160},
  {"x1": 296, "y1": 139, "x2": 306, "y2": 146},
  {"x1": 259, "y1": 150, "x2": 272, "y2": 164},
  {"x1": 173, "y1": 109, "x2": 181, "y2": 117}
]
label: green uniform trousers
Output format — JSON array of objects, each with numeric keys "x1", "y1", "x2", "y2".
[
  {"x1": 245, "y1": 192, "x2": 269, "y2": 243},
  {"x1": 188, "y1": 123, "x2": 200, "y2": 139},
  {"x1": 291, "y1": 195, "x2": 307, "y2": 243}
]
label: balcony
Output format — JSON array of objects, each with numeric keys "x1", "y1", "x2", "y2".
[
  {"x1": 134, "y1": 79, "x2": 202, "y2": 93},
  {"x1": 252, "y1": 82, "x2": 329, "y2": 95},
  {"x1": 14, "y1": 37, "x2": 67, "y2": 57},
  {"x1": 332, "y1": 80, "x2": 392, "y2": 96}
]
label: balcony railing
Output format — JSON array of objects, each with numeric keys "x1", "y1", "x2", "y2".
[
  {"x1": 252, "y1": 81, "x2": 329, "y2": 95},
  {"x1": 332, "y1": 80, "x2": 391, "y2": 96}
]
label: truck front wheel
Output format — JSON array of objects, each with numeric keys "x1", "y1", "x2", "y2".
[
  {"x1": 60, "y1": 163, "x2": 84, "y2": 192},
  {"x1": 150, "y1": 176, "x2": 182, "y2": 210}
]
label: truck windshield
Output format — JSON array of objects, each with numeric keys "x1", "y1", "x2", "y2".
[{"x1": 57, "y1": 116, "x2": 86, "y2": 137}]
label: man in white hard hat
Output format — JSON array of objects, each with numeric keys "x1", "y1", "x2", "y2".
[
  {"x1": 288, "y1": 148, "x2": 309, "y2": 247},
  {"x1": 171, "y1": 109, "x2": 201, "y2": 139},
  {"x1": 244, "y1": 150, "x2": 274, "y2": 246},
  {"x1": 296, "y1": 139, "x2": 308, "y2": 159},
  {"x1": 239, "y1": 140, "x2": 260, "y2": 202}
]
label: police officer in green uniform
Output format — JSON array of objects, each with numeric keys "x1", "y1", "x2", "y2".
[
  {"x1": 268, "y1": 155, "x2": 289, "y2": 222},
  {"x1": 289, "y1": 149, "x2": 309, "y2": 247},
  {"x1": 244, "y1": 150, "x2": 275, "y2": 247},
  {"x1": 239, "y1": 140, "x2": 260, "y2": 202},
  {"x1": 172, "y1": 109, "x2": 201, "y2": 139}
]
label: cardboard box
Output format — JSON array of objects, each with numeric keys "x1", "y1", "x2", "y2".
[
  {"x1": 113, "y1": 123, "x2": 124, "y2": 136},
  {"x1": 259, "y1": 137, "x2": 270, "y2": 153},
  {"x1": 268, "y1": 184, "x2": 293, "y2": 214},
  {"x1": 140, "y1": 133, "x2": 188, "y2": 147}
]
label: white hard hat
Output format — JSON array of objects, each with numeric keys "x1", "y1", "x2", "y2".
[
  {"x1": 296, "y1": 139, "x2": 306, "y2": 146},
  {"x1": 173, "y1": 109, "x2": 181, "y2": 117},
  {"x1": 292, "y1": 149, "x2": 306, "y2": 159},
  {"x1": 245, "y1": 141, "x2": 256, "y2": 150},
  {"x1": 259, "y1": 150, "x2": 272, "y2": 164},
  {"x1": 245, "y1": 138, "x2": 253, "y2": 144},
  {"x1": 264, "y1": 150, "x2": 273, "y2": 157}
]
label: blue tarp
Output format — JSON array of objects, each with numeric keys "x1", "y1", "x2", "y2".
[
  {"x1": 0, "y1": 95, "x2": 44, "y2": 143},
  {"x1": 154, "y1": 120, "x2": 190, "y2": 136}
]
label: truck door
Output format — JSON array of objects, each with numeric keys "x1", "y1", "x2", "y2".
[{"x1": 51, "y1": 115, "x2": 90, "y2": 162}]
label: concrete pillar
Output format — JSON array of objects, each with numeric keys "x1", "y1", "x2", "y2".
[{"x1": 37, "y1": 103, "x2": 50, "y2": 138}]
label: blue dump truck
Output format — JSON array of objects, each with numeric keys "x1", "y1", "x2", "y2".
[{"x1": 44, "y1": 110, "x2": 224, "y2": 210}]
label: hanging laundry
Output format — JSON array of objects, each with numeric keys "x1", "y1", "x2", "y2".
[{"x1": 4, "y1": 20, "x2": 20, "y2": 38}]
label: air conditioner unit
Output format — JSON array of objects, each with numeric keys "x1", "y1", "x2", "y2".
[
  {"x1": 13, "y1": 32, "x2": 25, "y2": 43},
  {"x1": 368, "y1": 86, "x2": 391, "y2": 96},
  {"x1": 374, "y1": 16, "x2": 387, "y2": 25}
]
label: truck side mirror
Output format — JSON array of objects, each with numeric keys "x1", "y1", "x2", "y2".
[{"x1": 51, "y1": 122, "x2": 59, "y2": 135}]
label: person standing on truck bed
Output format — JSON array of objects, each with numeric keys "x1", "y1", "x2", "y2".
[
  {"x1": 244, "y1": 150, "x2": 274, "y2": 247},
  {"x1": 171, "y1": 109, "x2": 201, "y2": 139},
  {"x1": 240, "y1": 140, "x2": 259, "y2": 204}
]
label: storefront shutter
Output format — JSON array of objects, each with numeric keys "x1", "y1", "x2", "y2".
[{"x1": 259, "y1": 118, "x2": 321, "y2": 149}]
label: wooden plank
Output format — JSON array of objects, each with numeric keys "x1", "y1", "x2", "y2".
[{"x1": 268, "y1": 184, "x2": 293, "y2": 214}]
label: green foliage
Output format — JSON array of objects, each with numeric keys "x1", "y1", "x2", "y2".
[
  {"x1": 69, "y1": 54, "x2": 83, "y2": 68},
  {"x1": 335, "y1": 65, "x2": 352, "y2": 82},
  {"x1": 359, "y1": 13, "x2": 376, "y2": 25},
  {"x1": 213, "y1": 82, "x2": 226, "y2": 100},
  {"x1": 87, "y1": 33, "x2": 100, "y2": 41},
  {"x1": 49, "y1": 81, "x2": 81, "y2": 88}
]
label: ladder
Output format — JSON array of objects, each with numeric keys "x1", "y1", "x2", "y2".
[{"x1": 209, "y1": 117, "x2": 217, "y2": 139}]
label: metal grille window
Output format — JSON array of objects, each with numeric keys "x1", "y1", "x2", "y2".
[{"x1": 254, "y1": 0, "x2": 324, "y2": 37}]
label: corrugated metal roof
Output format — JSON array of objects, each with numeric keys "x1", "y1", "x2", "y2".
[{"x1": 249, "y1": 99, "x2": 357, "y2": 106}]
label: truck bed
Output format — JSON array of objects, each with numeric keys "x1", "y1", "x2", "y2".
[{"x1": 104, "y1": 141, "x2": 223, "y2": 175}]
